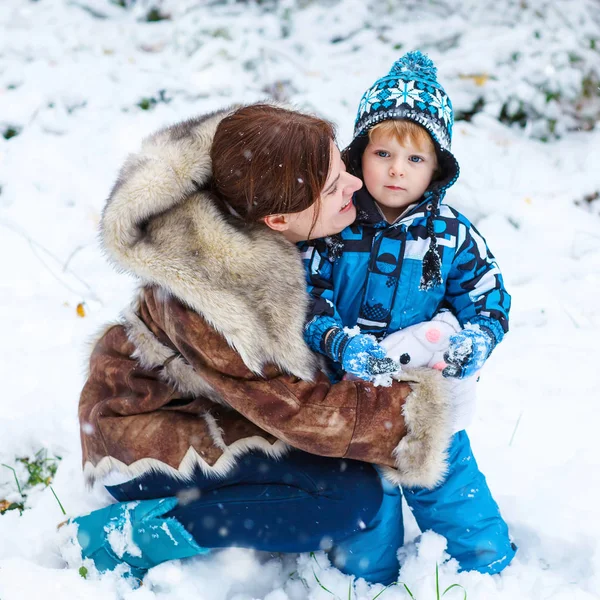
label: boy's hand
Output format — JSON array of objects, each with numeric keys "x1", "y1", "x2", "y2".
[
  {"x1": 442, "y1": 326, "x2": 496, "y2": 379},
  {"x1": 324, "y1": 328, "x2": 400, "y2": 381}
]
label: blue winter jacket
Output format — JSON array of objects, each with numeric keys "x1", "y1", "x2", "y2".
[{"x1": 300, "y1": 188, "x2": 511, "y2": 354}]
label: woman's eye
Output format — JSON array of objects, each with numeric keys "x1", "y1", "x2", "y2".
[
  {"x1": 409, "y1": 155, "x2": 423, "y2": 163},
  {"x1": 376, "y1": 150, "x2": 390, "y2": 158},
  {"x1": 328, "y1": 185, "x2": 338, "y2": 195}
]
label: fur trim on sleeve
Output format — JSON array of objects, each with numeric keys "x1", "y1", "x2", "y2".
[{"x1": 382, "y1": 368, "x2": 451, "y2": 489}]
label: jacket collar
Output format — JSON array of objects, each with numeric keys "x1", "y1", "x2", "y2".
[{"x1": 353, "y1": 187, "x2": 445, "y2": 228}]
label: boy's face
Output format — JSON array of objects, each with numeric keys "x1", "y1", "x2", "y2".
[{"x1": 361, "y1": 129, "x2": 437, "y2": 223}]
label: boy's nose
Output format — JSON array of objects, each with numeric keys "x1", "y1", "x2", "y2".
[{"x1": 390, "y1": 164, "x2": 404, "y2": 177}]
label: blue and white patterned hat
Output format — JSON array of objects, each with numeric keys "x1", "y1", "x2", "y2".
[
  {"x1": 345, "y1": 50, "x2": 459, "y2": 193},
  {"x1": 354, "y1": 50, "x2": 454, "y2": 153}
]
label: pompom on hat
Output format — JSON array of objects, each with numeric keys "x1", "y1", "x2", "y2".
[{"x1": 344, "y1": 51, "x2": 461, "y2": 290}]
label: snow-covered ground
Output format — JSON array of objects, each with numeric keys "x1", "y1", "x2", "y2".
[{"x1": 1, "y1": 1, "x2": 599, "y2": 598}]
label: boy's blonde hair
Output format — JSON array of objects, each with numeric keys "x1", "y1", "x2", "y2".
[
  {"x1": 368, "y1": 120, "x2": 440, "y2": 178},
  {"x1": 369, "y1": 120, "x2": 436, "y2": 155}
]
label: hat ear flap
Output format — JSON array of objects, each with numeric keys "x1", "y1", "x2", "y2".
[
  {"x1": 428, "y1": 148, "x2": 460, "y2": 193},
  {"x1": 341, "y1": 136, "x2": 369, "y2": 178}
]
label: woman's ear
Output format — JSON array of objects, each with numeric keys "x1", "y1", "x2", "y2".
[{"x1": 263, "y1": 214, "x2": 291, "y2": 232}]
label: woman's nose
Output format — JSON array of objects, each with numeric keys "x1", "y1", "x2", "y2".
[{"x1": 346, "y1": 172, "x2": 362, "y2": 193}]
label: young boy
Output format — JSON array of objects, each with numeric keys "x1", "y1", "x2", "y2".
[
  {"x1": 302, "y1": 51, "x2": 510, "y2": 384},
  {"x1": 300, "y1": 51, "x2": 516, "y2": 574}
]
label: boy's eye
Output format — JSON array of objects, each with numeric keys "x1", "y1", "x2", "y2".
[
  {"x1": 409, "y1": 155, "x2": 423, "y2": 163},
  {"x1": 376, "y1": 150, "x2": 390, "y2": 158}
]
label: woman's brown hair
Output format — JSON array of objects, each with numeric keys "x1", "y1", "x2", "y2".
[{"x1": 211, "y1": 104, "x2": 336, "y2": 222}]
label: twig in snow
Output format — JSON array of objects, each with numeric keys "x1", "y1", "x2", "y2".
[
  {"x1": 67, "y1": 1, "x2": 109, "y2": 19},
  {"x1": 509, "y1": 411, "x2": 524, "y2": 447},
  {"x1": 261, "y1": 44, "x2": 310, "y2": 76},
  {"x1": 0, "y1": 219, "x2": 103, "y2": 305},
  {"x1": 63, "y1": 244, "x2": 86, "y2": 272},
  {"x1": 560, "y1": 302, "x2": 589, "y2": 329}
]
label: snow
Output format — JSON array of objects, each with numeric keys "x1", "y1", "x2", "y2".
[
  {"x1": 159, "y1": 522, "x2": 180, "y2": 547},
  {"x1": 1, "y1": 0, "x2": 599, "y2": 598},
  {"x1": 106, "y1": 503, "x2": 143, "y2": 559}
]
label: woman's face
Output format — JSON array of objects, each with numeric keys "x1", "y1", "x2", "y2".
[{"x1": 280, "y1": 143, "x2": 362, "y2": 242}]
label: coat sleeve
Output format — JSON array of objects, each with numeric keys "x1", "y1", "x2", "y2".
[
  {"x1": 159, "y1": 298, "x2": 451, "y2": 489},
  {"x1": 300, "y1": 241, "x2": 347, "y2": 353},
  {"x1": 444, "y1": 212, "x2": 511, "y2": 343},
  {"x1": 203, "y1": 359, "x2": 450, "y2": 489}
]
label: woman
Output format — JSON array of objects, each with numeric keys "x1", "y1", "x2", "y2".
[{"x1": 74, "y1": 104, "x2": 451, "y2": 585}]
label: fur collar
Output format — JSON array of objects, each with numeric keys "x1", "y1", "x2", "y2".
[{"x1": 101, "y1": 107, "x2": 319, "y2": 380}]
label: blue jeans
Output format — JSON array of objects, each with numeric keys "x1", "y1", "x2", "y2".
[
  {"x1": 107, "y1": 451, "x2": 401, "y2": 583},
  {"x1": 107, "y1": 433, "x2": 515, "y2": 582}
]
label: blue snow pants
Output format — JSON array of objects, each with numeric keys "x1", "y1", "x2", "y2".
[
  {"x1": 107, "y1": 433, "x2": 515, "y2": 583},
  {"x1": 402, "y1": 431, "x2": 516, "y2": 574}
]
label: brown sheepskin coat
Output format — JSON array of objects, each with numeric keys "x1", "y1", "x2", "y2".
[{"x1": 79, "y1": 106, "x2": 452, "y2": 490}]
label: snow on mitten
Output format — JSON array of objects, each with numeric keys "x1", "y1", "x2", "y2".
[
  {"x1": 71, "y1": 498, "x2": 208, "y2": 579},
  {"x1": 325, "y1": 327, "x2": 399, "y2": 381},
  {"x1": 443, "y1": 325, "x2": 496, "y2": 379}
]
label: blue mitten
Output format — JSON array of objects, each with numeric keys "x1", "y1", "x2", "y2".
[
  {"x1": 72, "y1": 498, "x2": 208, "y2": 579},
  {"x1": 324, "y1": 328, "x2": 399, "y2": 380},
  {"x1": 443, "y1": 326, "x2": 496, "y2": 379}
]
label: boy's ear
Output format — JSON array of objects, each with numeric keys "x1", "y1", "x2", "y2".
[{"x1": 263, "y1": 214, "x2": 290, "y2": 232}]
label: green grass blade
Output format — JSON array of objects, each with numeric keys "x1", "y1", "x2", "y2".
[
  {"x1": 371, "y1": 582, "x2": 398, "y2": 600},
  {"x1": 310, "y1": 551, "x2": 323, "y2": 569},
  {"x1": 1, "y1": 464, "x2": 22, "y2": 495},
  {"x1": 442, "y1": 584, "x2": 467, "y2": 599},
  {"x1": 401, "y1": 582, "x2": 417, "y2": 599},
  {"x1": 311, "y1": 567, "x2": 338, "y2": 598},
  {"x1": 50, "y1": 486, "x2": 66, "y2": 515},
  {"x1": 310, "y1": 551, "x2": 341, "y2": 598},
  {"x1": 436, "y1": 564, "x2": 440, "y2": 600}
]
